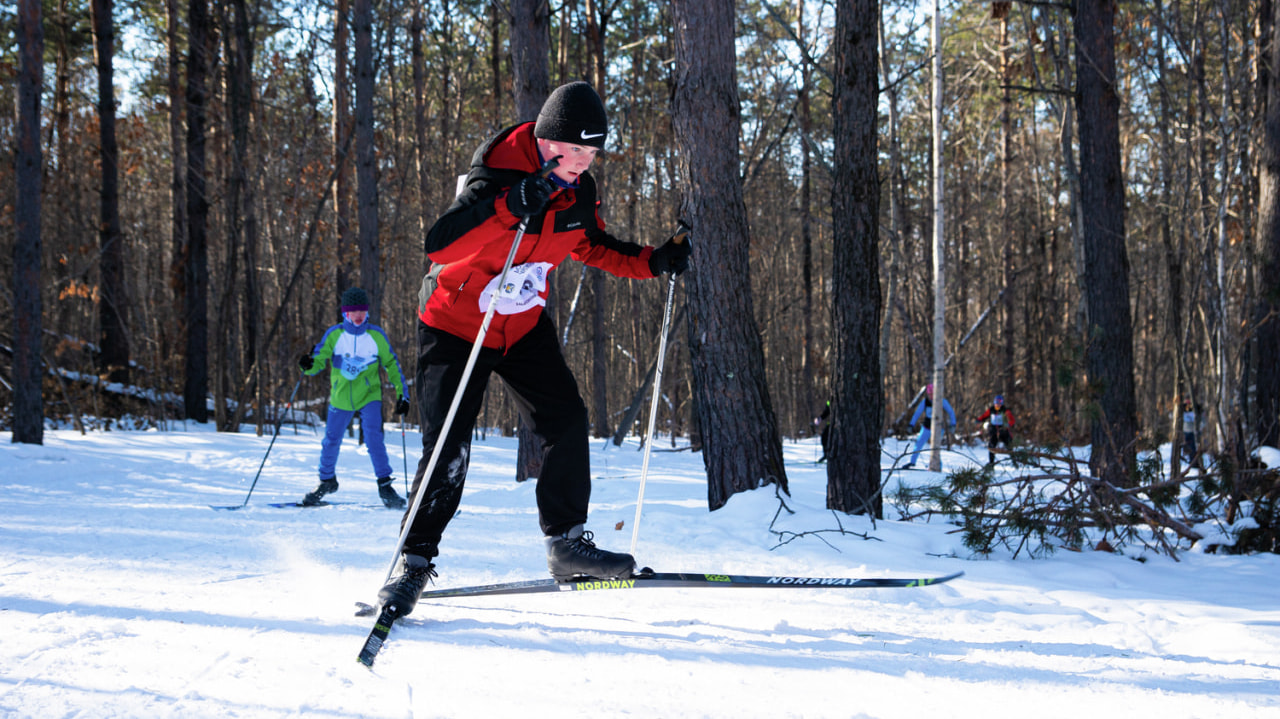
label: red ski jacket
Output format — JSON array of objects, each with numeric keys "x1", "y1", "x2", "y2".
[
  {"x1": 419, "y1": 123, "x2": 656, "y2": 350},
  {"x1": 976, "y1": 405, "x2": 1015, "y2": 427}
]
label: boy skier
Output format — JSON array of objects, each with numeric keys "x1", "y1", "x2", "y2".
[
  {"x1": 975, "y1": 394, "x2": 1015, "y2": 466},
  {"x1": 298, "y1": 287, "x2": 410, "y2": 509},
  {"x1": 380, "y1": 81, "x2": 691, "y2": 617}
]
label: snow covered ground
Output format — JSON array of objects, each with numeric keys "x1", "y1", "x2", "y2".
[{"x1": 1, "y1": 424, "x2": 1278, "y2": 718}]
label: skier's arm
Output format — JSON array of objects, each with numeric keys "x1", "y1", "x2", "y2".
[
  {"x1": 425, "y1": 170, "x2": 527, "y2": 264},
  {"x1": 373, "y1": 329, "x2": 407, "y2": 400},
  {"x1": 942, "y1": 399, "x2": 957, "y2": 427},
  {"x1": 909, "y1": 402, "x2": 925, "y2": 428},
  {"x1": 573, "y1": 227, "x2": 654, "y2": 279},
  {"x1": 304, "y1": 327, "x2": 341, "y2": 376}
]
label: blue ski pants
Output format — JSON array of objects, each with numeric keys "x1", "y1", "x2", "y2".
[{"x1": 318, "y1": 401, "x2": 392, "y2": 480}]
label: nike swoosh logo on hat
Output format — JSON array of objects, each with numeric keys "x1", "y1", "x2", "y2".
[{"x1": 581, "y1": 131, "x2": 605, "y2": 139}]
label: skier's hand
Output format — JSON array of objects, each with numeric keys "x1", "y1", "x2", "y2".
[
  {"x1": 395, "y1": 396, "x2": 411, "y2": 416},
  {"x1": 298, "y1": 353, "x2": 314, "y2": 372},
  {"x1": 505, "y1": 171, "x2": 556, "y2": 218},
  {"x1": 648, "y1": 222, "x2": 693, "y2": 276}
]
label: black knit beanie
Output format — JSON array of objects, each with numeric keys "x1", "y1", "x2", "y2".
[
  {"x1": 340, "y1": 287, "x2": 369, "y2": 312},
  {"x1": 534, "y1": 81, "x2": 608, "y2": 149}
]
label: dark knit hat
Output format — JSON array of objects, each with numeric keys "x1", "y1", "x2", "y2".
[
  {"x1": 534, "y1": 81, "x2": 608, "y2": 149},
  {"x1": 340, "y1": 287, "x2": 369, "y2": 312}
]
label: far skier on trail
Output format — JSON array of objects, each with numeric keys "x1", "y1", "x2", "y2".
[
  {"x1": 379, "y1": 81, "x2": 692, "y2": 619},
  {"x1": 904, "y1": 384, "x2": 957, "y2": 469},
  {"x1": 297, "y1": 287, "x2": 411, "y2": 509},
  {"x1": 974, "y1": 394, "x2": 1015, "y2": 466}
]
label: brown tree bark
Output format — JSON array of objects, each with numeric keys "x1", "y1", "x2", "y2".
[
  {"x1": 827, "y1": 0, "x2": 882, "y2": 515},
  {"x1": 91, "y1": 0, "x2": 129, "y2": 384},
  {"x1": 13, "y1": 0, "x2": 44, "y2": 445},
  {"x1": 509, "y1": 0, "x2": 552, "y2": 481},
  {"x1": 165, "y1": 0, "x2": 187, "y2": 367},
  {"x1": 1074, "y1": 0, "x2": 1137, "y2": 483},
  {"x1": 184, "y1": 0, "x2": 213, "y2": 423},
  {"x1": 1256, "y1": 0, "x2": 1280, "y2": 448},
  {"x1": 334, "y1": 0, "x2": 353, "y2": 293},
  {"x1": 672, "y1": 0, "x2": 787, "y2": 510},
  {"x1": 354, "y1": 0, "x2": 379, "y2": 322}
]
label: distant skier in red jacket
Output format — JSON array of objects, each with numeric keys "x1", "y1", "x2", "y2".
[
  {"x1": 975, "y1": 394, "x2": 1015, "y2": 466},
  {"x1": 380, "y1": 81, "x2": 691, "y2": 617}
]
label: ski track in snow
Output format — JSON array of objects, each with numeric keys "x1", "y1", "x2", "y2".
[{"x1": 0, "y1": 427, "x2": 1278, "y2": 718}]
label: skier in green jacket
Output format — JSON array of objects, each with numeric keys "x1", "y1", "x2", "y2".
[{"x1": 298, "y1": 287, "x2": 410, "y2": 508}]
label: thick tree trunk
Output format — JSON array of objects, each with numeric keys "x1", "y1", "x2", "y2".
[
  {"x1": 1256, "y1": 0, "x2": 1280, "y2": 448},
  {"x1": 672, "y1": 0, "x2": 787, "y2": 510},
  {"x1": 509, "y1": 0, "x2": 552, "y2": 481},
  {"x1": 165, "y1": 0, "x2": 187, "y2": 368},
  {"x1": 511, "y1": 0, "x2": 550, "y2": 122},
  {"x1": 827, "y1": 0, "x2": 882, "y2": 514},
  {"x1": 92, "y1": 0, "x2": 129, "y2": 384},
  {"x1": 334, "y1": 0, "x2": 352, "y2": 293},
  {"x1": 1074, "y1": 0, "x2": 1137, "y2": 484},
  {"x1": 798, "y1": 0, "x2": 818, "y2": 418},
  {"x1": 227, "y1": 0, "x2": 260, "y2": 434},
  {"x1": 184, "y1": 0, "x2": 212, "y2": 423},
  {"x1": 354, "y1": 0, "x2": 379, "y2": 322},
  {"x1": 13, "y1": 0, "x2": 44, "y2": 445}
]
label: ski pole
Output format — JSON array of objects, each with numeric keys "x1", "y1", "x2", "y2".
[
  {"x1": 379, "y1": 158, "x2": 559, "y2": 587},
  {"x1": 630, "y1": 221, "x2": 690, "y2": 556},
  {"x1": 239, "y1": 375, "x2": 304, "y2": 508},
  {"x1": 400, "y1": 413, "x2": 408, "y2": 496}
]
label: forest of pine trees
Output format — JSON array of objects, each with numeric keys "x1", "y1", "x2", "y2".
[{"x1": 3, "y1": 1, "x2": 1279, "y2": 518}]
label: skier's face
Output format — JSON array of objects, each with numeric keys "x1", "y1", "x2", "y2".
[
  {"x1": 344, "y1": 310, "x2": 368, "y2": 326},
  {"x1": 537, "y1": 138, "x2": 599, "y2": 184}
]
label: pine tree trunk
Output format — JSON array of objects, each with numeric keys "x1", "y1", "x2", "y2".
[
  {"x1": 1255, "y1": 0, "x2": 1280, "y2": 448},
  {"x1": 509, "y1": 0, "x2": 551, "y2": 482},
  {"x1": 334, "y1": 0, "x2": 352, "y2": 293},
  {"x1": 184, "y1": 0, "x2": 212, "y2": 423},
  {"x1": 13, "y1": 0, "x2": 44, "y2": 445},
  {"x1": 827, "y1": 0, "x2": 882, "y2": 515},
  {"x1": 165, "y1": 0, "x2": 187, "y2": 372},
  {"x1": 672, "y1": 0, "x2": 787, "y2": 510},
  {"x1": 1075, "y1": 0, "x2": 1137, "y2": 484},
  {"x1": 354, "y1": 0, "x2": 379, "y2": 322},
  {"x1": 92, "y1": 0, "x2": 129, "y2": 384}
]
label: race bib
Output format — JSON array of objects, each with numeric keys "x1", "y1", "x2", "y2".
[
  {"x1": 478, "y1": 262, "x2": 553, "y2": 315},
  {"x1": 337, "y1": 354, "x2": 378, "y2": 381}
]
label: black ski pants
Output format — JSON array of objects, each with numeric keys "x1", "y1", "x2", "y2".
[{"x1": 402, "y1": 314, "x2": 591, "y2": 560}]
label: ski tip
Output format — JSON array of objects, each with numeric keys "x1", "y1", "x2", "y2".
[{"x1": 209, "y1": 504, "x2": 246, "y2": 511}]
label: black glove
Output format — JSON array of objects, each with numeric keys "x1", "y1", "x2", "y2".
[
  {"x1": 648, "y1": 225, "x2": 693, "y2": 276},
  {"x1": 395, "y1": 396, "x2": 411, "y2": 416},
  {"x1": 505, "y1": 172, "x2": 556, "y2": 218},
  {"x1": 298, "y1": 353, "x2": 314, "y2": 372}
]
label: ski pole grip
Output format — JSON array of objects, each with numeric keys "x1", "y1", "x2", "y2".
[{"x1": 539, "y1": 157, "x2": 560, "y2": 178}]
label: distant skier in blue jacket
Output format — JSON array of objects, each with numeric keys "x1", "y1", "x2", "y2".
[{"x1": 905, "y1": 384, "x2": 956, "y2": 469}]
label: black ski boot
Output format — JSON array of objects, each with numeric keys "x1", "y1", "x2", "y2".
[
  {"x1": 378, "y1": 556, "x2": 437, "y2": 617},
  {"x1": 545, "y1": 525, "x2": 636, "y2": 582},
  {"x1": 377, "y1": 477, "x2": 406, "y2": 509},
  {"x1": 301, "y1": 477, "x2": 339, "y2": 506}
]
